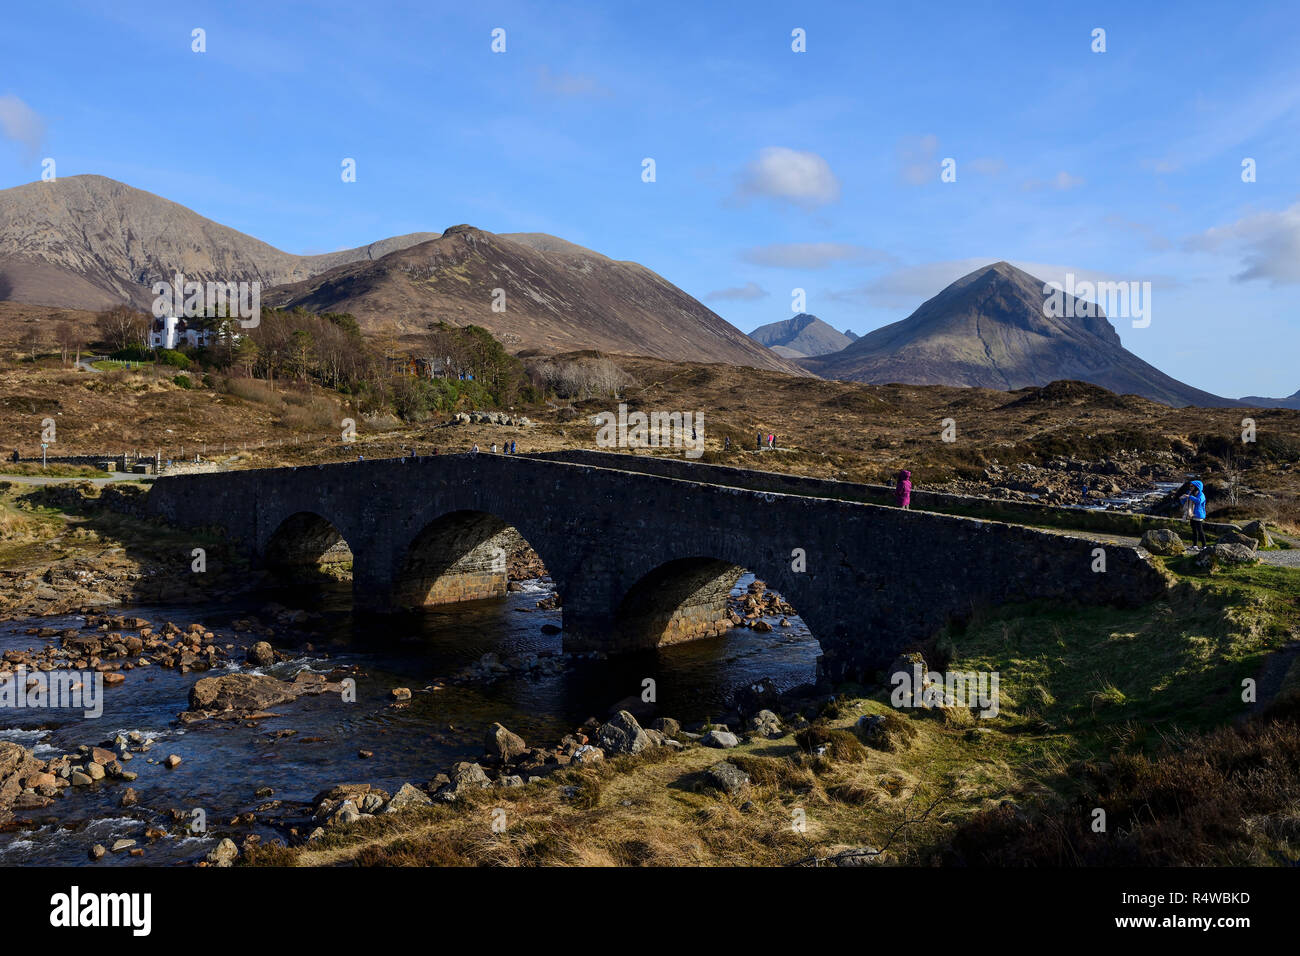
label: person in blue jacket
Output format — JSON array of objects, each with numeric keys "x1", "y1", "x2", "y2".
[{"x1": 1181, "y1": 479, "x2": 1208, "y2": 549}]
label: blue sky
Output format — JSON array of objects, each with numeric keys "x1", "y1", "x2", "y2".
[{"x1": 2, "y1": 0, "x2": 1298, "y2": 398}]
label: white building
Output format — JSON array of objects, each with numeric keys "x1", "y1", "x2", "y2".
[{"x1": 148, "y1": 316, "x2": 238, "y2": 350}]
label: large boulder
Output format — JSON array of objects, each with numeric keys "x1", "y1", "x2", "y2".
[
  {"x1": 188, "y1": 674, "x2": 299, "y2": 712},
  {"x1": 206, "y1": 838, "x2": 239, "y2": 867},
  {"x1": 187, "y1": 671, "x2": 339, "y2": 714},
  {"x1": 385, "y1": 783, "x2": 433, "y2": 812},
  {"x1": 0, "y1": 742, "x2": 45, "y2": 804},
  {"x1": 701, "y1": 730, "x2": 740, "y2": 749},
  {"x1": 746, "y1": 709, "x2": 783, "y2": 738},
  {"x1": 597, "y1": 710, "x2": 649, "y2": 755},
  {"x1": 1218, "y1": 530, "x2": 1259, "y2": 551},
  {"x1": 484, "y1": 722, "x2": 527, "y2": 762},
  {"x1": 1139, "y1": 529, "x2": 1185, "y2": 556},
  {"x1": 1195, "y1": 543, "x2": 1259, "y2": 571},
  {"x1": 435, "y1": 762, "x2": 493, "y2": 802},
  {"x1": 1241, "y1": 521, "x2": 1274, "y2": 548},
  {"x1": 703, "y1": 761, "x2": 750, "y2": 796},
  {"x1": 246, "y1": 642, "x2": 275, "y2": 667}
]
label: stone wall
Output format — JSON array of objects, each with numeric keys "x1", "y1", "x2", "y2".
[{"x1": 526, "y1": 449, "x2": 1211, "y2": 537}]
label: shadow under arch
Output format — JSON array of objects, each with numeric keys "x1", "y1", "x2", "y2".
[
  {"x1": 262, "y1": 511, "x2": 354, "y2": 586},
  {"x1": 614, "y1": 556, "x2": 781, "y2": 651},
  {"x1": 393, "y1": 509, "x2": 552, "y2": 609}
]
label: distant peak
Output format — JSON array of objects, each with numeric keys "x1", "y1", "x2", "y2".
[{"x1": 441, "y1": 224, "x2": 482, "y2": 237}]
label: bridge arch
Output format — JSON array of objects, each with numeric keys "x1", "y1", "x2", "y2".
[
  {"x1": 610, "y1": 553, "x2": 824, "y2": 653},
  {"x1": 393, "y1": 509, "x2": 555, "y2": 609},
  {"x1": 262, "y1": 510, "x2": 354, "y2": 583}
]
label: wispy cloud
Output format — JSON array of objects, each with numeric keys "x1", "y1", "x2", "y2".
[
  {"x1": 1185, "y1": 202, "x2": 1300, "y2": 285},
  {"x1": 740, "y1": 242, "x2": 892, "y2": 270},
  {"x1": 733, "y1": 147, "x2": 840, "y2": 207},
  {"x1": 0, "y1": 94, "x2": 45, "y2": 160},
  {"x1": 705, "y1": 281, "x2": 768, "y2": 301},
  {"x1": 535, "y1": 66, "x2": 609, "y2": 99},
  {"x1": 897, "y1": 134, "x2": 939, "y2": 185},
  {"x1": 1021, "y1": 170, "x2": 1086, "y2": 191}
]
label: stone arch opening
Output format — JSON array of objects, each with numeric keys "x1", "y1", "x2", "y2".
[
  {"x1": 614, "y1": 558, "x2": 804, "y2": 651},
  {"x1": 263, "y1": 512, "x2": 353, "y2": 583},
  {"x1": 394, "y1": 510, "x2": 551, "y2": 608}
]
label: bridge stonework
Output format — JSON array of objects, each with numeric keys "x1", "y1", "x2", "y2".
[{"x1": 144, "y1": 453, "x2": 1167, "y2": 680}]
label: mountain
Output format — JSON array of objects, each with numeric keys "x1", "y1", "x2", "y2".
[
  {"x1": 0, "y1": 175, "x2": 438, "y2": 311},
  {"x1": 748, "y1": 313, "x2": 856, "y2": 358},
  {"x1": 803, "y1": 261, "x2": 1237, "y2": 407},
  {"x1": 0, "y1": 176, "x2": 801, "y2": 373},
  {"x1": 844, "y1": 329, "x2": 860, "y2": 341},
  {"x1": 1238, "y1": 387, "x2": 1300, "y2": 409},
  {"x1": 264, "y1": 225, "x2": 805, "y2": 371}
]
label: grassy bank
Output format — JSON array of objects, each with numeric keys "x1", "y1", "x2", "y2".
[{"x1": 244, "y1": 557, "x2": 1300, "y2": 867}]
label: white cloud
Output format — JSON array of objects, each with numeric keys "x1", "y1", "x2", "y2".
[
  {"x1": 1185, "y1": 202, "x2": 1300, "y2": 285},
  {"x1": 734, "y1": 147, "x2": 840, "y2": 207},
  {"x1": 705, "y1": 281, "x2": 768, "y2": 301},
  {"x1": 0, "y1": 94, "x2": 45, "y2": 158},
  {"x1": 740, "y1": 242, "x2": 892, "y2": 270}
]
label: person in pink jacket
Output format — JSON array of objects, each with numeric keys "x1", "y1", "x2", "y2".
[{"x1": 895, "y1": 469, "x2": 912, "y2": 509}]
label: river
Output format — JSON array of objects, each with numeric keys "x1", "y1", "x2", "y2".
[{"x1": 0, "y1": 573, "x2": 819, "y2": 866}]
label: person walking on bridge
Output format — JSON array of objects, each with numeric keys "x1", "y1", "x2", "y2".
[
  {"x1": 1181, "y1": 479, "x2": 1208, "y2": 549},
  {"x1": 895, "y1": 469, "x2": 912, "y2": 510}
]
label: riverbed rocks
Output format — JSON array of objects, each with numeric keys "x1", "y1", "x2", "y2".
[
  {"x1": 246, "y1": 641, "x2": 275, "y2": 667},
  {"x1": 485, "y1": 722, "x2": 528, "y2": 762},
  {"x1": 434, "y1": 762, "x2": 493, "y2": 801},
  {"x1": 206, "y1": 838, "x2": 240, "y2": 867},
  {"x1": 1139, "y1": 529, "x2": 1185, "y2": 556},
  {"x1": 185, "y1": 671, "x2": 343, "y2": 720},
  {"x1": 597, "y1": 710, "x2": 650, "y2": 755},
  {"x1": 386, "y1": 782, "x2": 434, "y2": 812}
]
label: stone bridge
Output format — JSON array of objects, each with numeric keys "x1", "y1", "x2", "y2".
[{"x1": 144, "y1": 451, "x2": 1167, "y2": 679}]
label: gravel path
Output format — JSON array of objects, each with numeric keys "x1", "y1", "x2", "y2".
[{"x1": 1037, "y1": 526, "x2": 1300, "y2": 568}]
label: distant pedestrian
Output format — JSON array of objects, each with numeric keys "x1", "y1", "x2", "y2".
[
  {"x1": 510, "y1": 441, "x2": 516, "y2": 454},
  {"x1": 491, "y1": 443, "x2": 498, "y2": 454},
  {"x1": 1181, "y1": 479, "x2": 1208, "y2": 549},
  {"x1": 472, "y1": 444, "x2": 479, "y2": 454},
  {"x1": 757, "y1": 432, "x2": 763, "y2": 450},
  {"x1": 357, "y1": 454, "x2": 364, "y2": 461},
  {"x1": 9, "y1": 449, "x2": 18, "y2": 463},
  {"x1": 724, "y1": 436, "x2": 731, "y2": 452},
  {"x1": 768, "y1": 433, "x2": 774, "y2": 449},
  {"x1": 895, "y1": 469, "x2": 912, "y2": 510}
]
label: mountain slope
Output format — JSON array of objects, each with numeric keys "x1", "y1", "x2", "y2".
[
  {"x1": 0, "y1": 175, "x2": 438, "y2": 310},
  {"x1": 264, "y1": 225, "x2": 806, "y2": 372},
  {"x1": 748, "y1": 313, "x2": 856, "y2": 357},
  {"x1": 803, "y1": 261, "x2": 1236, "y2": 407},
  {"x1": 1238, "y1": 387, "x2": 1300, "y2": 409}
]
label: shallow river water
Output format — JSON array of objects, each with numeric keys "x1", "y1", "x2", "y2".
[{"x1": 0, "y1": 574, "x2": 819, "y2": 866}]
